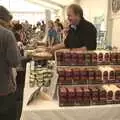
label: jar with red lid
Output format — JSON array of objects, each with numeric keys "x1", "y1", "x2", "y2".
[
  {"x1": 58, "y1": 68, "x2": 65, "y2": 84},
  {"x1": 56, "y1": 52, "x2": 63, "y2": 66},
  {"x1": 85, "y1": 53, "x2": 92, "y2": 66},
  {"x1": 80, "y1": 69, "x2": 88, "y2": 84},
  {"x1": 58, "y1": 77, "x2": 65, "y2": 85},
  {"x1": 71, "y1": 52, "x2": 79, "y2": 65},
  {"x1": 89, "y1": 87, "x2": 99, "y2": 105},
  {"x1": 91, "y1": 53, "x2": 97, "y2": 65},
  {"x1": 72, "y1": 68, "x2": 80, "y2": 84},
  {"x1": 59, "y1": 87, "x2": 67, "y2": 106},
  {"x1": 75, "y1": 87, "x2": 83, "y2": 105},
  {"x1": 98, "y1": 53, "x2": 104, "y2": 65},
  {"x1": 95, "y1": 70, "x2": 102, "y2": 84},
  {"x1": 104, "y1": 53, "x2": 110, "y2": 64},
  {"x1": 110, "y1": 52, "x2": 117, "y2": 65},
  {"x1": 115, "y1": 70, "x2": 120, "y2": 83},
  {"x1": 88, "y1": 69, "x2": 95, "y2": 84},
  {"x1": 65, "y1": 69, "x2": 72, "y2": 84},
  {"x1": 103, "y1": 71, "x2": 108, "y2": 83},
  {"x1": 63, "y1": 52, "x2": 71, "y2": 66},
  {"x1": 78, "y1": 53, "x2": 85, "y2": 65},
  {"x1": 117, "y1": 53, "x2": 120, "y2": 64},
  {"x1": 107, "y1": 91, "x2": 113, "y2": 103},
  {"x1": 98, "y1": 88, "x2": 107, "y2": 105},
  {"x1": 58, "y1": 68, "x2": 65, "y2": 77},
  {"x1": 115, "y1": 90, "x2": 120, "y2": 103},
  {"x1": 67, "y1": 87, "x2": 75, "y2": 105},
  {"x1": 109, "y1": 71, "x2": 115, "y2": 83},
  {"x1": 83, "y1": 88, "x2": 90, "y2": 105}
]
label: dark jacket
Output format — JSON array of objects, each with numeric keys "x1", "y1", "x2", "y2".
[
  {"x1": 0, "y1": 26, "x2": 20, "y2": 95},
  {"x1": 64, "y1": 19, "x2": 97, "y2": 50}
]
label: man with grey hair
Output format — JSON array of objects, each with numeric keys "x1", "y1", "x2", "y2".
[
  {"x1": 50, "y1": 4, "x2": 97, "y2": 52},
  {"x1": 0, "y1": 6, "x2": 20, "y2": 120}
]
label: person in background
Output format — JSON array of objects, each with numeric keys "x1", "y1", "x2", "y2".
[
  {"x1": 32, "y1": 25, "x2": 37, "y2": 31},
  {"x1": 55, "y1": 18, "x2": 64, "y2": 30},
  {"x1": 20, "y1": 26, "x2": 27, "y2": 45},
  {"x1": 36, "y1": 22, "x2": 41, "y2": 33},
  {"x1": 15, "y1": 34, "x2": 25, "y2": 120},
  {"x1": 54, "y1": 22, "x2": 63, "y2": 43},
  {"x1": 51, "y1": 4, "x2": 97, "y2": 52},
  {"x1": 12, "y1": 23, "x2": 31, "y2": 120},
  {"x1": 37, "y1": 21, "x2": 41, "y2": 27},
  {"x1": 24, "y1": 20, "x2": 29, "y2": 31},
  {"x1": 12, "y1": 23, "x2": 27, "y2": 45},
  {"x1": 41, "y1": 20, "x2": 46, "y2": 32},
  {"x1": 62, "y1": 20, "x2": 70, "y2": 40},
  {"x1": 47, "y1": 20, "x2": 58, "y2": 46},
  {"x1": 0, "y1": 6, "x2": 20, "y2": 120}
]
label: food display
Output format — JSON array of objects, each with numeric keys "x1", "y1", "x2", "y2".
[
  {"x1": 59, "y1": 85, "x2": 120, "y2": 106},
  {"x1": 103, "y1": 85, "x2": 120, "y2": 104},
  {"x1": 27, "y1": 48, "x2": 120, "y2": 107},
  {"x1": 29, "y1": 61, "x2": 53, "y2": 88},
  {"x1": 58, "y1": 66, "x2": 120, "y2": 85},
  {"x1": 25, "y1": 46, "x2": 52, "y2": 60},
  {"x1": 56, "y1": 49, "x2": 120, "y2": 107},
  {"x1": 56, "y1": 49, "x2": 120, "y2": 66},
  {"x1": 32, "y1": 51, "x2": 52, "y2": 60}
]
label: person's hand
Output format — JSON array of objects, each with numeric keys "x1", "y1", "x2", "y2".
[
  {"x1": 47, "y1": 47, "x2": 54, "y2": 54},
  {"x1": 72, "y1": 47, "x2": 87, "y2": 52}
]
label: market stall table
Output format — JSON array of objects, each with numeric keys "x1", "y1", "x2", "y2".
[{"x1": 21, "y1": 63, "x2": 120, "y2": 120}]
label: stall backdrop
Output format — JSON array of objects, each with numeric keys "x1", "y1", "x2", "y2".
[{"x1": 111, "y1": 0, "x2": 120, "y2": 48}]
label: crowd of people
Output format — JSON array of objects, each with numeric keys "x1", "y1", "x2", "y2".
[
  {"x1": 29, "y1": 19, "x2": 65, "y2": 46},
  {"x1": 0, "y1": 5, "x2": 37, "y2": 120},
  {"x1": 11, "y1": 18, "x2": 66, "y2": 47},
  {"x1": 0, "y1": 3, "x2": 97, "y2": 120},
  {"x1": 47, "y1": 19, "x2": 64, "y2": 46},
  {"x1": 0, "y1": 5, "x2": 65, "y2": 120}
]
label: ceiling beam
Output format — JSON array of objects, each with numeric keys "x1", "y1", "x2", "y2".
[
  {"x1": 39, "y1": 0, "x2": 64, "y2": 8},
  {"x1": 26, "y1": 0, "x2": 60, "y2": 10}
]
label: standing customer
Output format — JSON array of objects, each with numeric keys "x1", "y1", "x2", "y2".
[
  {"x1": 55, "y1": 22, "x2": 63, "y2": 43},
  {"x1": 13, "y1": 23, "x2": 31, "y2": 120},
  {"x1": 55, "y1": 18, "x2": 64, "y2": 30},
  {"x1": 0, "y1": 6, "x2": 20, "y2": 120},
  {"x1": 47, "y1": 20, "x2": 58, "y2": 46},
  {"x1": 41, "y1": 21, "x2": 46, "y2": 32},
  {"x1": 51, "y1": 4, "x2": 97, "y2": 51}
]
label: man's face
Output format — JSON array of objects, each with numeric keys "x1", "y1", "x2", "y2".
[{"x1": 67, "y1": 8, "x2": 80, "y2": 25}]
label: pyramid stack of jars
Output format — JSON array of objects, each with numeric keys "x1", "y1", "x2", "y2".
[
  {"x1": 29, "y1": 61, "x2": 53, "y2": 88},
  {"x1": 55, "y1": 49, "x2": 120, "y2": 106},
  {"x1": 56, "y1": 50, "x2": 120, "y2": 66}
]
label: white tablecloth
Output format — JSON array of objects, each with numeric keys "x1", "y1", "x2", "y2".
[{"x1": 22, "y1": 63, "x2": 120, "y2": 120}]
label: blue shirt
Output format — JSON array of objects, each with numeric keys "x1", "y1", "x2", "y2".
[{"x1": 48, "y1": 28, "x2": 58, "y2": 41}]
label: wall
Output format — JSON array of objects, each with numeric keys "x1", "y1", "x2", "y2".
[
  {"x1": 111, "y1": 18, "x2": 120, "y2": 47},
  {"x1": 0, "y1": 0, "x2": 45, "y2": 12},
  {"x1": 105, "y1": 0, "x2": 120, "y2": 48},
  {"x1": 12, "y1": 12, "x2": 45, "y2": 24},
  {"x1": 80, "y1": 0, "x2": 108, "y2": 25},
  {"x1": 80, "y1": 0, "x2": 120, "y2": 48},
  {"x1": 109, "y1": 0, "x2": 120, "y2": 48},
  {"x1": 0, "y1": 0, "x2": 58, "y2": 24}
]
